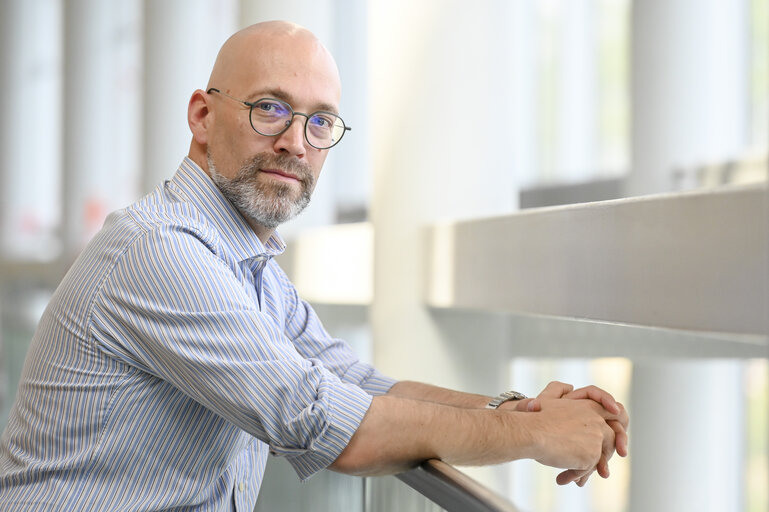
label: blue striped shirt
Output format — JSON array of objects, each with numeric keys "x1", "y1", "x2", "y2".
[{"x1": 0, "y1": 158, "x2": 396, "y2": 511}]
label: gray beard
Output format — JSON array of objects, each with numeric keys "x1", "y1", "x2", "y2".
[{"x1": 208, "y1": 152, "x2": 314, "y2": 230}]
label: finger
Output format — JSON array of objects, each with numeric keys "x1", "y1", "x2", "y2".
[
  {"x1": 564, "y1": 385, "x2": 620, "y2": 415},
  {"x1": 574, "y1": 457, "x2": 607, "y2": 487},
  {"x1": 608, "y1": 419, "x2": 628, "y2": 457},
  {"x1": 497, "y1": 397, "x2": 538, "y2": 412},
  {"x1": 577, "y1": 470, "x2": 594, "y2": 487},
  {"x1": 616, "y1": 402, "x2": 630, "y2": 430},
  {"x1": 537, "y1": 381, "x2": 574, "y2": 400},
  {"x1": 603, "y1": 401, "x2": 629, "y2": 430},
  {"x1": 596, "y1": 454, "x2": 610, "y2": 479},
  {"x1": 526, "y1": 398, "x2": 541, "y2": 412},
  {"x1": 556, "y1": 469, "x2": 588, "y2": 486},
  {"x1": 556, "y1": 470, "x2": 571, "y2": 486},
  {"x1": 503, "y1": 397, "x2": 538, "y2": 412}
]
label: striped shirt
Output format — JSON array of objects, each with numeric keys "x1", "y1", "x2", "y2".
[{"x1": 0, "y1": 158, "x2": 396, "y2": 511}]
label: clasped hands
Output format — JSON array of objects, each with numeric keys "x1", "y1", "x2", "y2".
[{"x1": 500, "y1": 381, "x2": 629, "y2": 486}]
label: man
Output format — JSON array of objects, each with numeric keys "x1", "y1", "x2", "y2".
[{"x1": 0, "y1": 21, "x2": 628, "y2": 511}]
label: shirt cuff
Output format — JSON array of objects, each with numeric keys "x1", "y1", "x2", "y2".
[
  {"x1": 271, "y1": 379, "x2": 373, "y2": 481},
  {"x1": 360, "y1": 371, "x2": 398, "y2": 396},
  {"x1": 341, "y1": 363, "x2": 398, "y2": 396}
]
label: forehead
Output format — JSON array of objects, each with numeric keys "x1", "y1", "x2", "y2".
[{"x1": 237, "y1": 35, "x2": 341, "y2": 110}]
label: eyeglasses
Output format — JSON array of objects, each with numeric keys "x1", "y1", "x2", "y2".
[{"x1": 207, "y1": 88, "x2": 351, "y2": 150}]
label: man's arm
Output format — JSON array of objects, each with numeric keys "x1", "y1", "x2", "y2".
[
  {"x1": 385, "y1": 380, "x2": 629, "y2": 486},
  {"x1": 329, "y1": 392, "x2": 619, "y2": 477},
  {"x1": 386, "y1": 380, "x2": 493, "y2": 408}
]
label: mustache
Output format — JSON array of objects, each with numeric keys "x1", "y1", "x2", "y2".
[{"x1": 237, "y1": 153, "x2": 315, "y2": 186}]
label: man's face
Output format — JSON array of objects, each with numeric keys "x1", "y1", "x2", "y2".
[{"x1": 205, "y1": 33, "x2": 341, "y2": 230}]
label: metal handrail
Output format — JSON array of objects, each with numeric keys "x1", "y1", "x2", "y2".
[{"x1": 395, "y1": 459, "x2": 519, "y2": 512}]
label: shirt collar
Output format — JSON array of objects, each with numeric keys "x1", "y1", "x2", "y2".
[{"x1": 169, "y1": 157, "x2": 286, "y2": 262}]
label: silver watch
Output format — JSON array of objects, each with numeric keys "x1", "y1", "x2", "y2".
[{"x1": 485, "y1": 390, "x2": 528, "y2": 409}]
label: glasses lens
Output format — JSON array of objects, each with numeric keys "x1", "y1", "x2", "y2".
[
  {"x1": 306, "y1": 113, "x2": 346, "y2": 149},
  {"x1": 249, "y1": 98, "x2": 347, "y2": 149},
  {"x1": 250, "y1": 99, "x2": 292, "y2": 135}
]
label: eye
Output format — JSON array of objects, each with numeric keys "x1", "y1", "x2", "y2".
[
  {"x1": 254, "y1": 100, "x2": 290, "y2": 117},
  {"x1": 309, "y1": 114, "x2": 334, "y2": 128}
]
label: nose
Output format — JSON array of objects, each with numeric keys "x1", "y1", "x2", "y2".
[{"x1": 273, "y1": 114, "x2": 307, "y2": 157}]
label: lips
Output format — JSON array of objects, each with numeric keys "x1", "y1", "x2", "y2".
[{"x1": 260, "y1": 168, "x2": 301, "y2": 182}]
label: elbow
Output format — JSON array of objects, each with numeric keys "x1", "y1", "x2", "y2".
[
  {"x1": 329, "y1": 447, "x2": 370, "y2": 476},
  {"x1": 329, "y1": 441, "x2": 421, "y2": 477},
  {"x1": 329, "y1": 394, "x2": 432, "y2": 476},
  {"x1": 329, "y1": 439, "x2": 384, "y2": 476}
]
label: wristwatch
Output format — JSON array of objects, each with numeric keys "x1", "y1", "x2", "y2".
[{"x1": 485, "y1": 390, "x2": 528, "y2": 409}]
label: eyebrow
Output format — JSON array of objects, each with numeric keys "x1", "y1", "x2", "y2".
[{"x1": 245, "y1": 87, "x2": 339, "y2": 114}]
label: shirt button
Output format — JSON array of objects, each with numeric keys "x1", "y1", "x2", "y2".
[{"x1": 239, "y1": 482, "x2": 246, "y2": 492}]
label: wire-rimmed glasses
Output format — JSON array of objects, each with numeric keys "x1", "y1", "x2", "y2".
[{"x1": 207, "y1": 87, "x2": 351, "y2": 150}]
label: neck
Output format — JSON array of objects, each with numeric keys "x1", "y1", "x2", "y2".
[{"x1": 248, "y1": 220, "x2": 276, "y2": 244}]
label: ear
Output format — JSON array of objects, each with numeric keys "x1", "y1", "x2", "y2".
[{"x1": 188, "y1": 89, "x2": 211, "y2": 145}]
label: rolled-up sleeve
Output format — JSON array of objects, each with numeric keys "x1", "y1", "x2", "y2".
[
  {"x1": 89, "y1": 223, "x2": 374, "y2": 480},
  {"x1": 267, "y1": 372, "x2": 372, "y2": 479}
]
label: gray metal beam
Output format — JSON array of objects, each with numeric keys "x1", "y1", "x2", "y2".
[{"x1": 426, "y1": 184, "x2": 767, "y2": 337}]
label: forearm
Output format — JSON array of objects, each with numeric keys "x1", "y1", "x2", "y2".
[
  {"x1": 331, "y1": 390, "x2": 625, "y2": 478},
  {"x1": 386, "y1": 380, "x2": 492, "y2": 409},
  {"x1": 329, "y1": 394, "x2": 535, "y2": 476}
]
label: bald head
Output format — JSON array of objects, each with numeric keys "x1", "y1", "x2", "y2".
[{"x1": 207, "y1": 21, "x2": 341, "y2": 99}]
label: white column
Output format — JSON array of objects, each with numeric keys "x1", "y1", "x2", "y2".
[
  {"x1": 329, "y1": 0, "x2": 371, "y2": 220},
  {"x1": 628, "y1": 0, "x2": 749, "y2": 196},
  {"x1": 555, "y1": 0, "x2": 597, "y2": 183},
  {"x1": 509, "y1": 1, "x2": 539, "y2": 188},
  {"x1": 630, "y1": 360, "x2": 744, "y2": 511},
  {"x1": 0, "y1": 0, "x2": 62, "y2": 260},
  {"x1": 62, "y1": 0, "x2": 142, "y2": 255},
  {"x1": 628, "y1": 3, "x2": 749, "y2": 510},
  {"x1": 370, "y1": 0, "x2": 518, "y2": 384},
  {"x1": 142, "y1": 0, "x2": 238, "y2": 194}
]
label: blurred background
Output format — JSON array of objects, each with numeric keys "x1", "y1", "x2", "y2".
[{"x1": 0, "y1": 1, "x2": 766, "y2": 511}]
